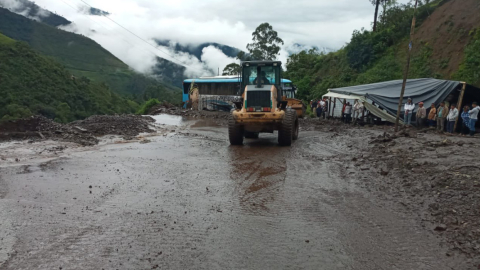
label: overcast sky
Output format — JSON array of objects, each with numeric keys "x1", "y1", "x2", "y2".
[{"x1": 2, "y1": 0, "x2": 411, "y2": 76}]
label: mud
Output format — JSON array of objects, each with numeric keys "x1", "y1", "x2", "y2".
[
  {"x1": 0, "y1": 115, "x2": 479, "y2": 269},
  {"x1": 0, "y1": 115, "x2": 157, "y2": 146}
]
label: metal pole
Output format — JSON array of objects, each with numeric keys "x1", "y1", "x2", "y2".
[
  {"x1": 333, "y1": 98, "x2": 336, "y2": 118},
  {"x1": 454, "y1": 82, "x2": 467, "y2": 131},
  {"x1": 394, "y1": 0, "x2": 419, "y2": 132},
  {"x1": 329, "y1": 97, "x2": 332, "y2": 118}
]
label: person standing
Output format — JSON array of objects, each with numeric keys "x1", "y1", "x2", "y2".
[
  {"x1": 461, "y1": 106, "x2": 470, "y2": 136},
  {"x1": 353, "y1": 100, "x2": 360, "y2": 121},
  {"x1": 415, "y1": 102, "x2": 427, "y2": 128},
  {"x1": 427, "y1": 103, "x2": 436, "y2": 127},
  {"x1": 468, "y1": 102, "x2": 479, "y2": 136},
  {"x1": 316, "y1": 100, "x2": 322, "y2": 118},
  {"x1": 344, "y1": 102, "x2": 353, "y2": 123},
  {"x1": 322, "y1": 98, "x2": 328, "y2": 119},
  {"x1": 341, "y1": 99, "x2": 347, "y2": 122},
  {"x1": 436, "y1": 102, "x2": 449, "y2": 132},
  {"x1": 446, "y1": 104, "x2": 458, "y2": 134},
  {"x1": 319, "y1": 99, "x2": 326, "y2": 119},
  {"x1": 404, "y1": 98, "x2": 415, "y2": 126}
]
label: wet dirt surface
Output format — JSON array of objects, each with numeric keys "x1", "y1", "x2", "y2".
[{"x1": 0, "y1": 116, "x2": 477, "y2": 269}]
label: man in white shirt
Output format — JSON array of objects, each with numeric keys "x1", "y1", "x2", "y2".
[
  {"x1": 446, "y1": 104, "x2": 458, "y2": 134},
  {"x1": 468, "y1": 102, "x2": 479, "y2": 136},
  {"x1": 353, "y1": 100, "x2": 364, "y2": 122},
  {"x1": 404, "y1": 98, "x2": 415, "y2": 126}
]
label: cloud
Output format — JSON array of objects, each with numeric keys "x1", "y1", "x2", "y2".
[
  {"x1": 1, "y1": 0, "x2": 411, "y2": 77},
  {"x1": 0, "y1": 0, "x2": 51, "y2": 22},
  {"x1": 201, "y1": 46, "x2": 238, "y2": 76}
]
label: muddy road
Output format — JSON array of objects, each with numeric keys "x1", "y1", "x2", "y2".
[{"x1": 0, "y1": 115, "x2": 473, "y2": 269}]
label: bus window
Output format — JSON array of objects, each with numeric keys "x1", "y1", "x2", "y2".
[{"x1": 283, "y1": 91, "x2": 295, "y2": 99}]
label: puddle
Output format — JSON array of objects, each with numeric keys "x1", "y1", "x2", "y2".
[
  {"x1": 148, "y1": 114, "x2": 185, "y2": 126},
  {"x1": 148, "y1": 114, "x2": 221, "y2": 129}
]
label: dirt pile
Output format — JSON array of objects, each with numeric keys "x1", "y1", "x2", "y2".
[
  {"x1": 69, "y1": 115, "x2": 154, "y2": 137},
  {"x1": 355, "y1": 127, "x2": 480, "y2": 261},
  {"x1": 0, "y1": 115, "x2": 156, "y2": 146},
  {"x1": 148, "y1": 105, "x2": 231, "y2": 126},
  {"x1": 0, "y1": 116, "x2": 98, "y2": 146}
]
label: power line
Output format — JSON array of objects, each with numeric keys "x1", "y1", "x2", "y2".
[
  {"x1": 58, "y1": 0, "x2": 191, "y2": 70},
  {"x1": 77, "y1": 0, "x2": 189, "y2": 67},
  {"x1": 59, "y1": 0, "x2": 149, "y2": 55}
]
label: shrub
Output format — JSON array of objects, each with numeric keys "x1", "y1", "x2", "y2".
[{"x1": 136, "y1": 99, "x2": 161, "y2": 115}]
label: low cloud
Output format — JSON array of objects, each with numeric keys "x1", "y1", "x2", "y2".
[{"x1": 2, "y1": 0, "x2": 410, "y2": 77}]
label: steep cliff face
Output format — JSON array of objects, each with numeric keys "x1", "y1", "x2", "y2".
[{"x1": 412, "y1": 0, "x2": 480, "y2": 79}]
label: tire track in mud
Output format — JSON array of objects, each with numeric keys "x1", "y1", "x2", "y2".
[{"x1": 227, "y1": 144, "x2": 288, "y2": 215}]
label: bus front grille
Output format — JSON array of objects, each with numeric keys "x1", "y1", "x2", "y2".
[{"x1": 246, "y1": 91, "x2": 271, "y2": 108}]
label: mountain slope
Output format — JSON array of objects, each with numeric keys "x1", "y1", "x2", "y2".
[
  {"x1": 412, "y1": 0, "x2": 480, "y2": 80},
  {"x1": 0, "y1": 33, "x2": 138, "y2": 122},
  {"x1": 0, "y1": 0, "x2": 71, "y2": 27},
  {"x1": 0, "y1": 7, "x2": 180, "y2": 98},
  {"x1": 285, "y1": 0, "x2": 480, "y2": 100}
]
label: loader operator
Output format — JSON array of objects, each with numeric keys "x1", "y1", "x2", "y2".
[{"x1": 253, "y1": 71, "x2": 270, "y2": 85}]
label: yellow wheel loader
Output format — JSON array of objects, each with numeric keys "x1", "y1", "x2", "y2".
[
  {"x1": 281, "y1": 83, "x2": 306, "y2": 118},
  {"x1": 229, "y1": 61, "x2": 299, "y2": 146}
]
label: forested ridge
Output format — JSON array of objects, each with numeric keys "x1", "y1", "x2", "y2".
[
  {"x1": 0, "y1": 7, "x2": 181, "y2": 122},
  {"x1": 0, "y1": 7, "x2": 181, "y2": 100},
  {"x1": 0, "y1": 34, "x2": 141, "y2": 122},
  {"x1": 285, "y1": 0, "x2": 480, "y2": 100}
]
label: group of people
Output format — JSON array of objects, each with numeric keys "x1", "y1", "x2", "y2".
[
  {"x1": 310, "y1": 99, "x2": 365, "y2": 124},
  {"x1": 341, "y1": 100, "x2": 364, "y2": 123},
  {"x1": 310, "y1": 98, "x2": 329, "y2": 119},
  {"x1": 404, "y1": 97, "x2": 479, "y2": 136}
]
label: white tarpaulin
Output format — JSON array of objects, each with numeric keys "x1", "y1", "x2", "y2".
[{"x1": 323, "y1": 91, "x2": 404, "y2": 124}]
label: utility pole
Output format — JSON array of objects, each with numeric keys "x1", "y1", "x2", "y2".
[{"x1": 394, "y1": 0, "x2": 419, "y2": 132}]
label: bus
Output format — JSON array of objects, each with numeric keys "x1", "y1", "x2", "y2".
[{"x1": 183, "y1": 76, "x2": 294, "y2": 111}]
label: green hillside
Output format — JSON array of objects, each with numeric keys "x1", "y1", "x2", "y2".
[
  {"x1": 0, "y1": 7, "x2": 180, "y2": 99},
  {"x1": 285, "y1": 0, "x2": 480, "y2": 100},
  {"x1": 0, "y1": 32, "x2": 14, "y2": 44},
  {"x1": 0, "y1": 33, "x2": 139, "y2": 122}
]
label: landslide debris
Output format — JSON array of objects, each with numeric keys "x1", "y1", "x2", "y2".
[
  {"x1": 354, "y1": 127, "x2": 480, "y2": 261},
  {"x1": 0, "y1": 115, "x2": 155, "y2": 146},
  {"x1": 69, "y1": 115, "x2": 154, "y2": 137}
]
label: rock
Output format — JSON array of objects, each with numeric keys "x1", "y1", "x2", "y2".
[{"x1": 434, "y1": 224, "x2": 447, "y2": 231}]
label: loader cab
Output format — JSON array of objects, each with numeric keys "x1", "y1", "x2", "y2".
[
  {"x1": 282, "y1": 82, "x2": 297, "y2": 99},
  {"x1": 241, "y1": 61, "x2": 282, "y2": 94},
  {"x1": 240, "y1": 61, "x2": 283, "y2": 112}
]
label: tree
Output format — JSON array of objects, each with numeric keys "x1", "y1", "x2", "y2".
[
  {"x1": 236, "y1": 51, "x2": 252, "y2": 61},
  {"x1": 246, "y1": 23, "x2": 284, "y2": 60},
  {"x1": 371, "y1": 0, "x2": 381, "y2": 32},
  {"x1": 222, "y1": 63, "x2": 241, "y2": 75}
]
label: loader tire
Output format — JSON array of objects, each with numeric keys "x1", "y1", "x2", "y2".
[
  {"x1": 292, "y1": 114, "x2": 299, "y2": 140},
  {"x1": 244, "y1": 131, "x2": 259, "y2": 139},
  {"x1": 278, "y1": 109, "x2": 296, "y2": 146},
  {"x1": 228, "y1": 114, "x2": 244, "y2": 145}
]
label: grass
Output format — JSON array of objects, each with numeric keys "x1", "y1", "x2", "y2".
[{"x1": 0, "y1": 32, "x2": 14, "y2": 45}]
